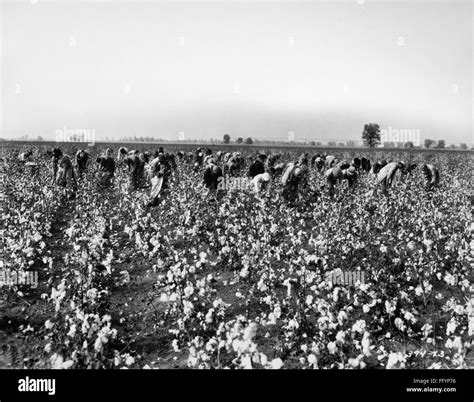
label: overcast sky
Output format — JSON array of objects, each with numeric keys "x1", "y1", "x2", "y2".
[{"x1": 1, "y1": 0, "x2": 472, "y2": 144}]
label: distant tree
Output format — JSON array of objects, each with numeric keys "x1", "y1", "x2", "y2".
[
  {"x1": 448, "y1": 144, "x2": 457, "y2": 149},
  {"x1": 37, "y1": 136, "x2": 44, "y2": 141},
  {"x1": 404, "y1": 141, "x2": 414, "y2": 148},
  {"x1": 338, "y1": 142, "x2": 345, "y2": 147},
  {"x1": 424, "y1": 139, "x2": 435, "y2": 148},
  {"x1": 223, "y1": 134, "x2": 231, "y2": 144},
  {"x1": 327, "y1": 141, "x2": 337, "y2": 146},
  {"x1": 436, "y1": 139, "x2": 446, "y2": 149},
  {"x1": 459, "y1": 143, "x2": 467, "y2": 150},
  {"x1": 362, "y1": 123, "x2": 381, "y2": 148},
  {"x1": 346, "y1": 140, "x2": 356, "y2": 147},
  {"x1": 310, "y1": 141, "x2": 316, "y2": 146},
  {"x1": 245, "y1": 137, "x2": 253, "y2": 145},
  {"x1": 237, "y1": 137, "x2": 244, "y2": 144},
  {"x1": 383, "y1": 142, "x2": 394, "y2": 148}
]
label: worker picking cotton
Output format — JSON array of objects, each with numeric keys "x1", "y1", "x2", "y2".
[
  {"x1": 422, "y1": 164, "x2": 440, "y2": 191},
  {"x1": 376, "y1": 161, "x2": 405, "y2": 194},
  {"x1": 96, "y1": 148, "x2": 116, "y2": 188}
]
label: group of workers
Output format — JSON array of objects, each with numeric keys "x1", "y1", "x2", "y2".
[{"x1": 15, "y1": 146, "x2": 440, "y2": 205}]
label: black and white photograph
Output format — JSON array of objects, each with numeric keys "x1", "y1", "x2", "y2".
[{"x1": 0, "y1": 0, "x2": 473, "y2": 400}]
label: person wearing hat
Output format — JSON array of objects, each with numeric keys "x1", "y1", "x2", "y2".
[
  {"x1": 361, "y1": 157, "x2": 371, "y2": 172},
  {"x1": 75, "y1": 149, "x2": 90, "y2": 178},
  {"x1": 273, "y1": 162, "x2": 287, "y2": 176},
  {"x1": 215, "y1": 151, "x2": 223, "y2": 163},
  {"x1": 124, "y1": 152, "x2": 146, "y2": 190},
  {"x1": 351, "y1": 157, "x2": 361, "y2": 170},
  {"x1": 312, "y1": 155, "x2": 325, "y2": 173},
  {"x1": 325, "y1": 165, "x2": 343, "y2": 196},
  {"x1": 325, "y1": 155, "x2": 338, "y2": 169},
  {"x1": 227, "y1": 152, "x2": 243, "y2": 176},
  {"x1": 117, "y1": 147, "x2": 129, "y2": 165},
  {"x1": 281, "y1": 154, "x2": 309, "y2": 202},
  {"x1": 203, "y1": 158, "x2": 223, "y2": 191},
  {"x1": 20, "y1": 149, "x2": 37, "y2": 177},
  {"x1": 123, "y1": 150, "x2": 140, "y2": 171},
  {"x1": 96, "y1": 148, "x2": 116, "y2": 188},
  {"x1": 203, "y1": 149, "x2": 214, "y2": 167},
  {"x1": 18, "y1": 149, "x2": 33, "y2": 163},
  {"x1": 376, "y1": 161, "x2": 404, "y2": 194},
  {"x1": 194, "y1": 148, "x2": 204, "y2": 172},
  {"x1": 265, "y1": 154, "x2": 276, "y2": 173},
  {"x1": 166, "y1": 153, "x2": 177, "y2": 170},
  {"x1": 248, "y1": 154, "x2": 267, "y2": 179},
  {"x1": 252, "y1": 171, "x2": 272, "y2": 197},
  {"x1": 51, "y1": 147, "x2": 63, "y2": 184},
  {"x1": 147, "y1": 153, "x2": 171, "y2": 207},
  {"x1": 56, "y1": 154, "x2": 77, "y2": 197},
  {"x1": 422, "y1": 164, "x2": 440, "y2": 191},
  {"x1": 223, "y1": 152, "x2": 232, "y2": 164},
  {"x1": 343, "y1": 166, "x2": 358, "y2": 188}
]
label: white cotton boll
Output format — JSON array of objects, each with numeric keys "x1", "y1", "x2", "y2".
[
  {"x1": 50, "y1": 353, "x2": 64, "y2": 369},
  {"x1": 394, "y1": 318, "x2": 406, "y2": 332},
  {"x1": 274, "y1": 305, "x2": 282, "y2": 319},
  {"x1": 184, "y1": 286, "x2": 194, "y2": 297},
  {"x1": 270, "y1": 358, "x2": 284, "y2": 369},
  {"x1": 336, "y1": 331, "x2": 345, "y2": 343},
  {"x1": 444, "y1": 273, "x2": 456, "y2": 286},
  {"x1": 243, "y1": 323, "x2": 258, "y2": 341},
  {"x1": 240, "y1": 355, "x2": 253, "y2": 369},
  {"x1": 351, "y1": 320, "x2": 366, "y2": 334},
  {"x1": 307, "y1": 354, "x2": 317, "y2": 367},
  {"x1": 386, "y1": 352, "x2": 399, "y2": 369},
  {"x1": 337, "y1": 310, "x2": 347, "y2": 322},
  {"x1": 348, "y1": 358, "x2": 359, "y2": 368},
  {"x1": 327, "y1": 342, "x2": 337, "y2": 354},
  {"x1": 205, "y1": 309, "x2": 214, "y2": 324},
  {"x1": 362, "y1": 332, "x2": 371, "y2": 357},
  {"x1": 62, "y1": 360, "x2": 74, "y2": 369},
  {"x1": 172, "y1": 339, "x2": 180, "y2": 352},
  {"x1": 125, "y1": 355, "x2": 135, "y2": 366},
  {"x1": 67, "y1": 324, "x2": 76, "y2": 338},
  {"x1": 446, "y1": 318, "x2": 458, "y2": 335},
  {"x1": 240, "y1": 266, "x2": 249, "y2": 278}
]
